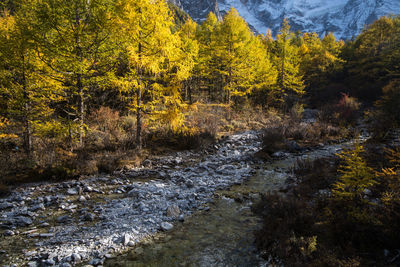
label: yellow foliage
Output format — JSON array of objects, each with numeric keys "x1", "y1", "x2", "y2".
[{"x1": 332, "y1": 142, "x2": 376, "y2": 200}]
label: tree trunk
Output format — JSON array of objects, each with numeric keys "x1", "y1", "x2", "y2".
[
  {"x1": 78, "y1": 77, "x2": 84, "y2": 147},
  {"x1": 136, "y1": 30, "x2": 143, "y2": 150},
  {"x1": 22, "y1": 54, "x2": 32, "y2": 157},
  {"x1": 188, "y1": 80, "x2": 193, "y2": 104},
  {"x1": 280, "y1": 41, "x2": 286, "y2": 93},
  {"x1": 227, "y1": 66, "x2": 232, "y2": 105},
  {"x1": 136, "y1": 86, "x2": 142, "y2": 150},
  {"x1": 75, "y1": 4, "x2": 84, "y2": 147}
]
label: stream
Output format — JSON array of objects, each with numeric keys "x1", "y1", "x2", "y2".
[
  {"x1": 105, "y1": 141, "x2": 349, "y2": 267},
  {"x1": 0, "y1": 130, "x2": 351, "y2": 266}
]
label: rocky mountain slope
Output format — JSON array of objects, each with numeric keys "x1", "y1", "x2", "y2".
[{"x1": 170, "y1": 0, "x2": 400, "y2": 39}]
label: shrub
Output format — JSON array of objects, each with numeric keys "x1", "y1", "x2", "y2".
[
  {"x1": 319, "y1": 93, "x2": 361, "y2": 125},
  {"x1": 253, "y1": 193, "x2": 318, "y2": 265},
  {"x1": 261, "y1": 127, "x2": 286, "y2": 154},
  {"x1": 376, "y1": 79, "x2": 400, "y2": 126}
]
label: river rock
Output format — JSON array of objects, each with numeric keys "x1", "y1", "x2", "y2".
[
  {"x1": 3, "y1": 230, "x2": 15, "y2": 236},
  {"x1": 166, "y1": 204, "x2": 180, "y2": 218},
  {"x1": 272, "y1": 151, "x2": 288, "y2": 158},
  {"x1": 39, "y1": 233, "x2": 54, "y2": 238},
  {"x1": 67, "y1": 188, "x2": 78, "y2": 195},
  {"x1": 286, "y1": 140, "x2": 300, "y2": 152},
  {"x1": 0, "y1": 202, "x2": 13, "y2": 210},
  {"x1": 15, "y1": 216, "x2": 33, "y2": 226},
  {"x1": 30, "y1": 203, "x2": 45, "y2": 212},
  {"x1": 46, "y1": 259, "x2": 56, "y2": 265},
  {"x1": 57, "y1": 215, "x2": 71, "y2": 223},
  {"x1": 71, "y1": 253, "x2": 82, "y2": 262},
  {"x1": 185, "y1": 180, "x2": 194, "y2": 188},
  {"x1": 83, "y1": 213, "x2": 96, "y2": 222},
  {"x1": 127, "y1": 189, "x2": 141, "y2": 199},
  {"x1": 123, "y1": 233, "x2": 131, "y2": 245},
  {"x1": 78, "y1": 195, "x2": 87, "y2": 202},
  {"x1": 89, "y1": 258, "x2": 103, "y2": 266},
  {"x1": 160, "y1": 222, "x2": 173, "y2": 231},
  {"x1": 27, "y1": 262, "x2": 38, "y2": 267}
]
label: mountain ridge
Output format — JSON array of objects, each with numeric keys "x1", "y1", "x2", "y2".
[{"x1": 170, "y1": 0, "x2": 400, "y2": 39}]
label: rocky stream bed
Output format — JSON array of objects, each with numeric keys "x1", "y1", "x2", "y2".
[{"x1": 0, "y1": 130, "x2": 351, "y2": 267}]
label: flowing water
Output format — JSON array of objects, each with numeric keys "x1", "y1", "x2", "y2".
[{"x1": 106, "y1": 143, "x2": 347, "y2": 267}]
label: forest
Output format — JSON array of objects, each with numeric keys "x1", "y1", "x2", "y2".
[{"x1": 0, "y1": 0, "x2": 400, "y2": 265}]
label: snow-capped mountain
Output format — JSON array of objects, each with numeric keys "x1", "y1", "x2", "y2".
[{"x1": 171, "y1": 0, "x2": 400, "y2": 39}]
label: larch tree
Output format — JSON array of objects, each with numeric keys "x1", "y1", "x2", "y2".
[
  {"x1": 0, "y1": 8, "x2": 62, "y2": 156},
  {"x1": 250, "y1": 35, "x2": 277, "y2": 107},
  {"x1": 275, "y1": 18, "x2": 304, "y2": 105},
  {"x1": 213, "y1": 8, "x2": 255, "y2": 104},
  {"x1": 113, "y1": 0, "x2": 179, "y2": 149},
  {"x1": 299, "y1": 32, "x2": 344, "y2": 90},
  {"x1": 195, "y1": 12, "x2": 220, "y2": 102},
  {"x1": 177, "y1": 18, "x2": 199, "y2": 104},
  {"x1": 27, "y1": 0, "x2": 117, "y2": 148}
]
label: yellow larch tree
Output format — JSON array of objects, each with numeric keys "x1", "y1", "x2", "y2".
[
  {"x1": 113, "y1": 0, "x2": 181, "y2": 149},
  {"x1": 0, "y1": 8, "x2": 62, "y2": 156}
]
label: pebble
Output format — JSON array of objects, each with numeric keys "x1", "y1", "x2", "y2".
[
  {"x1": 0, "y1": 202, "x2": 13, "y2": 210},
  {"x1": 71, "y1": 253, "x2": 82, "y2": 262},
  {"x1": 46, "y1": 259, "x2": 56, "y2": 265},
  {"x1": 89, "y1": 258, "x2": 103, "y2": 266},
  {"x1": 30, "y1": 203, "x2": 45, "y2": 212},
  {"x1": 67, "y1": 188, "x2": 78, "y2": 195},
  {"x1": 160, "y1": 222, "x2": 174, "y2": 231},
  {"x1": 166, "y1": 204, "x2": 180, "y2": 218},
  {"x1": 3, "y1": 230, "x2": 15, "y2": 236},
  {"x1": 83, "y1": 213, "x2": 96, "y2": 222},
  {"x1": 57, "y1": 215, "x2": 71, "y2": 223},
  {"x1": 39, "y1": 233, "x2": 54, "y2": 238},
  {"x1": 15, "y1": 216, "x2": 33, "y2": 226}
]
